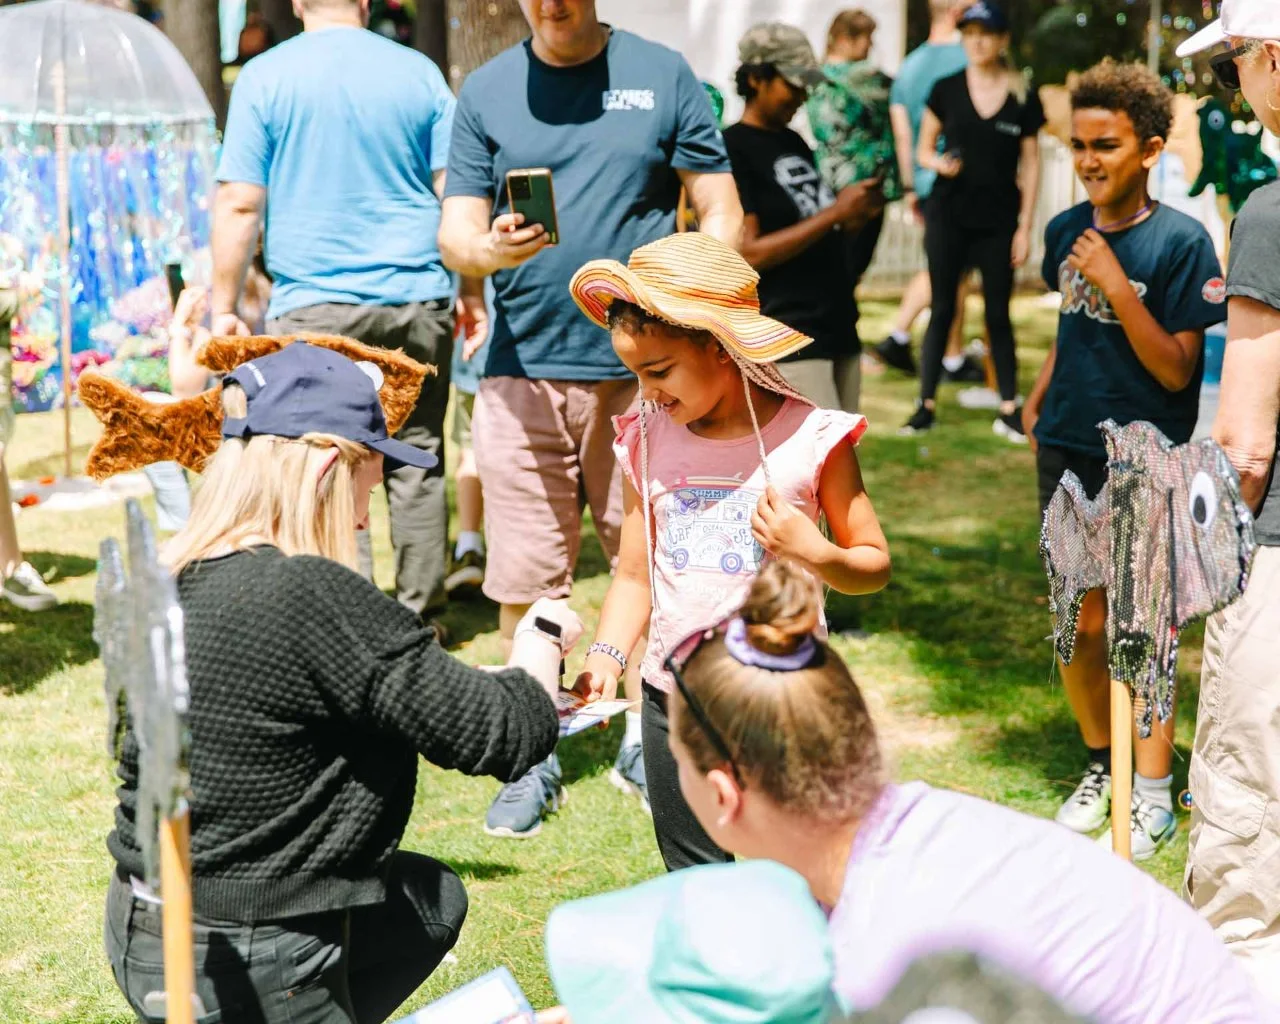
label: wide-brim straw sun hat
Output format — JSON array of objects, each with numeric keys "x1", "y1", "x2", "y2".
[{"x1": 570, "y1": 232, "x2": 814, "y2": 365}]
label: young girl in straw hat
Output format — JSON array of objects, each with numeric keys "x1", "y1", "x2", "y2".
[{"x1": 568, "y1": 232, "x2": 891, "y2": 871}]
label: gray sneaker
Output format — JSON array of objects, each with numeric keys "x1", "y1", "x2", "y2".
[
  {"x1": 1, "y1": 562, "x2": 57, "y2": 612},
  {"x1": 1096, "y1": 793, "x2": 1177, "y2": 861},
  {"x1": 1055, "y1": 763, "x2": 1111, "y2": 833},
  {"x1": 484, "y1": 754, "x2": 564, "y2": 839},
  {"x1": 610, "y1": 742, "x2": 650, "y2": 814}
]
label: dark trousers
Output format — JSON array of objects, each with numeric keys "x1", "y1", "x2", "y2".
[
  {"x1": 845, "y1": 212, "x2": 886, "y2": 349},
  {"x1": 270, "y1": 300, "x2": 455, "y2": 617},
  {"x1": 104, "y1": 852, "x2": 467, "y2": 1024},
  {"x1": 920, "y1": 211, "x2": 1018, "y2": 404},
  {"x1": 642, "y1": 683, "x2": 733, "y2": 872}
]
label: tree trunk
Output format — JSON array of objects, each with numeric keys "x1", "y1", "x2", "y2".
[
  {"x1": 258, "y1": 0, "x2": 302, "y2": 46},
  {"x1": 161, "y1": 0, "x2": 226, "y2": 127},
  {"x1": 413, "y1": 0, "x2": 448, "y2": 75},
  {"x1": 445, "y1": 0, "x2": 527, "y2": 92}
]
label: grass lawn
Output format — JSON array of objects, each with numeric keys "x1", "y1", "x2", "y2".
[{"x1": 0, "y1": 296, "x2": 1203, "y2": 1023}]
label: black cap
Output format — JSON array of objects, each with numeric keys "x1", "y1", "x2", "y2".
[
  {"x1": 958, "y1": 1, "x2": 1009, "y2": 32},
  {"x1": 222, "y1": 342, "x2": 437, "y2": 471}
]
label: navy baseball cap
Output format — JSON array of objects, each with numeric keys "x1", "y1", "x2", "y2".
[
  {"x1": 958, "y1": 1, "x2": 1009, "y2": 31},
  {"x1": 221, "y1": 342, "x2": 437, "y2": 471}
]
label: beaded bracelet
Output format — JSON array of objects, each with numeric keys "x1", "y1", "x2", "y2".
[{"x1": 587, "y1": 641, "x2": 627, "y2": 673}]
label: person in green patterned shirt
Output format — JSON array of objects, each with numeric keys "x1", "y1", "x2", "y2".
[{"x1": 807, "y1": 10, "x2": 901, "y2": 302}]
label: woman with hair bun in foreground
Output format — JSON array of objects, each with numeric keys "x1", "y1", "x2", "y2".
[{"x1": 665, "y1": 560, "x2": 1272, "y2": 1024}]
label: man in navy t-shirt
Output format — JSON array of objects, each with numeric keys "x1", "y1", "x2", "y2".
[
  {"x1": 438, "y1": 1, "x2": 741, "y2": 838},
  {"x1": 1023, "y1": 61, "x2": 1225, "y2": 861},
  {"x1": 213, "y1": 0, "x2": 462, "y2": 632}
]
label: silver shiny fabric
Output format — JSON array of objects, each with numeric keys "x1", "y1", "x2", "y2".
[
  {"x1": 95, "y1": 499, "x2": 190, "y2": 887},
  {"x1": 1041, "y1": 420, "x2": 1256, "y2": 737}
]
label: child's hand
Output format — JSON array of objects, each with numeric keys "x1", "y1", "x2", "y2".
[
  {"x1": 1068, "y1": 229, "x2": 1129, "y2": 298},
  {"x1": 752, "y1": 488, "x2": 826, "y2": 566},
  {"x1": 572, "y1": 654, "x2": 620, "y2": 703}
]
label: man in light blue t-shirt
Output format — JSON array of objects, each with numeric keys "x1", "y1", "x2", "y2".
[
  {"x1": 438, "y1": 0, "x2": 742, "y2": 841},
  {"x1": 874, "y1": 0, "x2": 971, "y2": 377},
  {"x1": 212, "y1": 0, "x2": 468, "y2": 631}
]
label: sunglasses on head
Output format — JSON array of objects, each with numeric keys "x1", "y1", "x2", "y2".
[
  {"x1": 664, "y1": 626, "x2": 747, "y2": 790},
  {"x1": 1210, "y1": 44, "x2": 1250, "y2": 92}
]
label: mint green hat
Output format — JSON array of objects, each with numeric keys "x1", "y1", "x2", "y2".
[{"x1": 545, "y1": 861, "x2": 845, "y2": 1024}]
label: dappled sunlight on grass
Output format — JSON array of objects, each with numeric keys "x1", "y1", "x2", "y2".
[{"x1": 0, "y1": 297, "x2": 1204, "y2": 1018}]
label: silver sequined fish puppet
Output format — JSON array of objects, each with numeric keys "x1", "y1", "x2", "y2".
[{"x1": 1040, "y1": 420, "x2": 1256, "y2": 736}]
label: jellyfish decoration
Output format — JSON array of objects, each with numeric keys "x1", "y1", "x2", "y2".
[{"x1": 0, "y1": 0, "x2": 217, "y2": 475}]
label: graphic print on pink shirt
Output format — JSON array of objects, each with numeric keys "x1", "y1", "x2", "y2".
[{"x1": 613, "y1": 398, "x2": 867, "y2": 691}]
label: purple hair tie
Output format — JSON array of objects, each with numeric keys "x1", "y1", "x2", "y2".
[{"x1": 724, "y1": 616, "x2": 818, "y2": 672}]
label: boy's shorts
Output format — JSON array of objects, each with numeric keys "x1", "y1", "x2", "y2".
[
  {"x1": 472, "y1": 375, "x2": 636, "y2": 605},
  {"x1": 451, "y1": 388, "x2": 475, "y2": 451},
  {"x1": 1037, "y1": 444, "x2": 1108, "y2": 518}
]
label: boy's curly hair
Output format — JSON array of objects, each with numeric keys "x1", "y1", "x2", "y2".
[{"x1": 1071, "y1": 59, "x2": 1174, "y2": 144}]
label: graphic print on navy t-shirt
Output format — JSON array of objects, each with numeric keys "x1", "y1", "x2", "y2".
[
  {"x1": 1056, "y1": 262, "x2": 1150, "y2": 325},
  {"x1": 1035, "y1": 202, "x2": 1226, "y2": 458},
  {"x1": 773, "y1": 154, "x2": 836, "y2": 218}
]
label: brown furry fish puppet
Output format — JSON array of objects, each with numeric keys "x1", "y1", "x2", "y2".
[{"x1": 77, "y1": 334, "x2": 433, "y2": 480}]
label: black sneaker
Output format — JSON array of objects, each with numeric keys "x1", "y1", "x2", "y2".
[
  {"x1": 942, "y1": 356, "x2": 986, "y2": 383},
  {"x1": 898, "y1": 404, "x2": 935, "y2": 436},
  {"x1": 875, "y1": 337, "x2": 918, "y2": 376},
  {"x1": 993, "y1": 409, "x2": 1028, "y2": 445},
  {"x1": 445, "y1": 549, "x2": 486, "y2": 600}
]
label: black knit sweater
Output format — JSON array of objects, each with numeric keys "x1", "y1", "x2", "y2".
[{"x1": 107, "y1": 547, "x2": 558, "y2": 921}]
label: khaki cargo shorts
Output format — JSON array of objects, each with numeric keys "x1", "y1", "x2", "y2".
[
  {"x1": 1186, "y1": 544, "x2": 1280, "y2": 1005},
  {"x1": 472, "y1": 376, "x2": 636, "y2": 605}
]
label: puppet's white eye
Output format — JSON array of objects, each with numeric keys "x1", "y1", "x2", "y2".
[{"x1": 1189, "y1": 471, "x2": 1217, "y2": 530}]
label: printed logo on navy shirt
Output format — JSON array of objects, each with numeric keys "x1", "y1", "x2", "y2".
[
  {"x1": 1203, "y1": 276, "x2": 1227, "y2": 304},
  {"x1": 1057, "y1": 260, "x2": 1148, "y2": 325},
  {"x1": 603, "y1": 89, "x2": 655, "y2": 111}
]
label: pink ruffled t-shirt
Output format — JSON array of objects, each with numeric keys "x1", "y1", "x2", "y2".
[{"x1": 613, "y1": 399, "x2": 867, "y2": 692}]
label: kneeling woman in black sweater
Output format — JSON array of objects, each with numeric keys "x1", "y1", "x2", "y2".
[{"x1": 97, "y1": 340, "x2": 585, "y2": 1023}]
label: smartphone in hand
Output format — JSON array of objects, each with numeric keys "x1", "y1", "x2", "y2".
[
  {"x1": 505, "y1": 168, "x2": 559, "y2": 246},
  {"x1": 164, "y1": 262, "x2": 185, "y2": 309}
]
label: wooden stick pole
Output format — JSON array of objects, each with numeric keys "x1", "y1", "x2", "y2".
[
  {"x1": 53, "y1": 61, "x2": 73, "y2": 479},
  {"x1": 159, "y1": 808, "x2": 195, "y2": 1024},
  {"x1": 1110, "y1": 679, "x2": 1133, "y2": 862}
]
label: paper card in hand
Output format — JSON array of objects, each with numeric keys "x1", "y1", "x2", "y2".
[{"x1": 557, "y1": 692, "x2": 638, "y2": 738}]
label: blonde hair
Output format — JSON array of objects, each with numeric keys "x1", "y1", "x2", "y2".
[
  {"x1": 163, "y1": 385, "x2": 369, "y2": 574},
  {"x1": 676, "y1": 561, "x2": 885, "y2": 822}
]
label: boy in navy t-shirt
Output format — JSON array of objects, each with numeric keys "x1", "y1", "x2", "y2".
[{"x1": 1023, "y1": 61, "x2": 1226, "y2": 859}]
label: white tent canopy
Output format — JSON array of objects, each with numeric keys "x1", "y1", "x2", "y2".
[{"x1": 598, "y1": 0, "x2": 908, "y2": 123}]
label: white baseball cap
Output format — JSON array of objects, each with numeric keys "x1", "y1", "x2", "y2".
[{"x1": 1177, "y1": 0, "x2": 1280, "y2": 57}]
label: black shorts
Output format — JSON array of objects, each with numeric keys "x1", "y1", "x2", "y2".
[{"x1": 1037, "y1": 444, "x2": 1108, "y2": 517}]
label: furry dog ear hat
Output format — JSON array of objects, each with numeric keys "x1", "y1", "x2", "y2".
[{"x1": 79, "y1": 333, "x2": 434, "y2": 481}]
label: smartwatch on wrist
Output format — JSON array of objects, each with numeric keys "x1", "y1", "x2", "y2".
[{"x1": 518, "y1": 616, "x2": 566, "y2": 682}]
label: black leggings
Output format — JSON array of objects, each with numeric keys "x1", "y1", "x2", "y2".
[
  {"x1": 920, "y1": 212, "x2": 1019, "y2": 405},
  {"x1": 642, "y1": 683, "x2": 733, "y2": 872},
  {"x1": 105, "y1": 852, "x2": 467, "y2": 1023}
]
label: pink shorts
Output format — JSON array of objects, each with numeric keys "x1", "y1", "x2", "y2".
[{"x1": 473, "y1": 376, "x2": 637, "y2": 604}]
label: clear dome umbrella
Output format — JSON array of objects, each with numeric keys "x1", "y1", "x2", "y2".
[{"x1": 0, "y1": 0, "x2": 214, "y2": 476}]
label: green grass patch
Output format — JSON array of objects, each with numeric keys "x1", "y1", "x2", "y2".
[{"x1": 0, "y1": 297, "x2": 1199, "y2": 1022}]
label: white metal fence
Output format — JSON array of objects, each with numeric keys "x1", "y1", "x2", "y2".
[{"x1": 861, "y1": 134, "x2": 1086, "y2": 294}]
